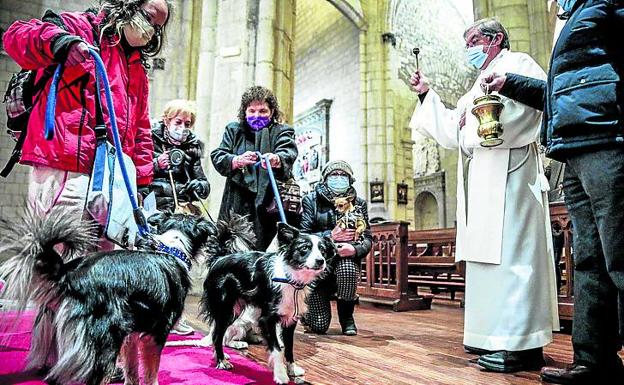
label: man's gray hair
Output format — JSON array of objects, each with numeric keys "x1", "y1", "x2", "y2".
[{"x1": 464, "y1": 18, "x2": 510, "y2": 50}]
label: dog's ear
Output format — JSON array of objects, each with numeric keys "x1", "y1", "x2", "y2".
[
  {"x1": 322, "y1": 235, "x2": 339, "y2": 259},
  {"x1": 147, "y1": 212, "x2": 169, "y2": 232},
  {"x1": 277, "y1": 222, "x2": 299, "y2": 246},
  {"x1": 195, "y1": 217, "x2": 215, "y2": 241}
]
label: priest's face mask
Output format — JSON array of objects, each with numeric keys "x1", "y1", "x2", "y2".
[{"x1": 464, "y1": 29, "x2": 500, "y2": 70}]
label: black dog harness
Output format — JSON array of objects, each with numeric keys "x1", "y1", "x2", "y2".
[{"x1": 272, "y1": 277, "x2": 307, "y2": 321}]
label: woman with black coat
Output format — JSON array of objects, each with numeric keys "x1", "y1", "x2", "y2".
[
  {"x1": 300, "y1": 160, "x2": 372, "y2": 335},
  {"x1": 211, "y1": 86, "x2": 298, "y2": 250},
  {"x1": 144, "y1": 100, "x2": 210, "y2": 214}
]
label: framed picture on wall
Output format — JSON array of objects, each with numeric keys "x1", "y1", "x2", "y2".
[
  {"x1": 370, "y1": 181, "x2": 384, "y2": 203},
  {"x1": 293, "y1": 99, "x2": 333, "y2": 191},
  {"x1": 397, "y1": 183, "x2": 408, "y2": 205}
]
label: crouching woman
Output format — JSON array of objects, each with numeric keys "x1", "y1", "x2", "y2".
[{"x1": 300, "y1": 160, "x2": 372, "y2": 335}]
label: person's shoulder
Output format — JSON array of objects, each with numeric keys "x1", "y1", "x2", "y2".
[
  {"x1": 225, "y1": 121, "x2": 242, "y2": 131},
  {"x1": 502, "y1": 50, "x2": 546, "y2": 78},
  {"x1": 504, "y1": 51, "x2": 540, "y2": 67},
  {"x1": 58, "y1": 11, "x2": 95, "y2": 30}
]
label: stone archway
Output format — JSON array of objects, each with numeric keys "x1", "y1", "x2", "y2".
[
  {"x1": 414, "y1": 191, "x2": 439, "y2": 230},
  {"x1": 326, "y1": 0, "x2": 366, "y2": 30},
  {"x1": 413, "y1": 171, "x2": 447, "y2": 229}
]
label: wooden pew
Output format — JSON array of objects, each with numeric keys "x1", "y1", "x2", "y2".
[
  {"x1": 356, "y1": 221, "x2": 433, "y2": 311},
  {"x1": 550, "y1": 201, "x2": 574, "y2": 321},
  {"x1": 407, "y1": 228, "x2": 465, "y2": 302}
]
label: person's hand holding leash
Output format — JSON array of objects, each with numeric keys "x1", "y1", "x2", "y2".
[
  {"x1": 65, "y1": 41, "x2": 94, "y2": 67},
  {"x1": 260, "y1": 153, "x2": 281, "y2": 169},
  {"x1": 232, "y1": 151, "x2": 258, "y2": 170}
]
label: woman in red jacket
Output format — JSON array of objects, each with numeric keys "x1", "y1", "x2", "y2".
[{"x1": 3, "y1": 0, "x2": 172, "y2": 249}]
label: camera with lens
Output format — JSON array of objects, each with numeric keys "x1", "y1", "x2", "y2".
[{"x1": 169, "y1": 148, "x2": 187, "y2": 168}]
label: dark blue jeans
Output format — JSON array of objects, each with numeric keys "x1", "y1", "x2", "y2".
[{"x1": 563, "y1": 147, "x2": 624, "y2": 369}]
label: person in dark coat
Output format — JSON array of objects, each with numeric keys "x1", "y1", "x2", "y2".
[
  {"x1": 481, "y1": 1, "x2": 624, "y2": 383},
  {"x1": 300, "y1": 160, "x2": 372, "y2": 335},
  {"x1": 210, "y1": 86, "x2": 298, "y2": 250},
  {"x1": 144, "y1": 99, "x2": 210, "y2": 214}
]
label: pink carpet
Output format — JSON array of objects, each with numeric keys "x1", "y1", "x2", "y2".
[{"x1": 0, "y1": 310, "x2": 285, "y2": 385}]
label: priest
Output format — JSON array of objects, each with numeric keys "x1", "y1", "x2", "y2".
[{"x1": 408, "y1": 18, "x2": 559, "y2": 373}]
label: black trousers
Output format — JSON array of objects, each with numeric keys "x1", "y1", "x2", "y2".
[
  {"x1": 562, "y1": 148, "x2": 624, "y2": 369},
  {"x1": 304, "y1": 258, "x2": 360, "y2": 334}
]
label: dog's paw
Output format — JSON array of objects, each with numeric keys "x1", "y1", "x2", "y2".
[
  {"x1": 216, "y1": 359, "x2": 233, "y2": 370},
  {"x1": 226, "y1": 340, "x2": 249, "y2": 350},
  {"x1": 287, "y1": 362, "x2": 305, "y2": 377},
  {"x1": 273, "y1": 364, "x2": 290, "y2": 384}
]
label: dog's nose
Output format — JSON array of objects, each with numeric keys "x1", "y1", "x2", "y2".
[{"x1": 314, "y1": 258, "x2": 325, "y2": 269}]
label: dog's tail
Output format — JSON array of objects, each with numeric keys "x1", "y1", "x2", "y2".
[
  {"x1": 200, "y1": 271, "x2": 257, "y2": 321},
  {"x1": 204, "y1": 213, "x2": 256, "y2": 267},
  {"x1": 0, "y1": 206, "x2": 98, "y2": 312}
]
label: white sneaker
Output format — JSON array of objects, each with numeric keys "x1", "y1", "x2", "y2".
[{"x1": 171, "y1": 318, "x2": 194, "y2": 336}]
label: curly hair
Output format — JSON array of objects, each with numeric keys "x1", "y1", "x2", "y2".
[
  {"x1": 237, "y1": 86, "x2": 283, "y2": 126},
  {"x1": 98, "y1": 0, "x2": 173, "y2": 64}
]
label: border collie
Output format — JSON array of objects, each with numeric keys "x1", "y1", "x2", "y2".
[
  {"x1": 0, "y1": 208, "x2": 252, "y2": 385},
  {"x1": 200, "y1": 222, "x2": 335, "y2": 384}
]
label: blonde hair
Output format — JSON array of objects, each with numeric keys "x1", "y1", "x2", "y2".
[{"x1": 162, "y1": 99, "x2": 197, "y2": 127}]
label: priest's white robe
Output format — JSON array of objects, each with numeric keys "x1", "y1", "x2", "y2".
[{"x1": 409, "y1": 49, "x2": 560, "y2": 351}]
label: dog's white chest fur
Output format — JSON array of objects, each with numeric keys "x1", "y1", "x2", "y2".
[
  {"x1": 271, "y1": 257, "x2": 311, "y2": 326},
  {"x1": 276, "y1": 284, "x2": 310, "y2": 326}
]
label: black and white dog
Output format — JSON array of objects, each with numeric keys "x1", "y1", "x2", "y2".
[
  {"x1": 0, "y1": 207, "x2": 252, "y2": 385},
  {"x1": 200, "y1": 222, "x2": 335, "y2": 384}
]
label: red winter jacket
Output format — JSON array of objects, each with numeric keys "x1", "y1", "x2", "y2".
[{"x1": 3, "y1": 11, "x2": 153, "y2": 185}]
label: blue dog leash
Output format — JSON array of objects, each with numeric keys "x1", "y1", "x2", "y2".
[
  {"x1": 255, "y1": 151, "x2": 287, "y2": 224},
  {"x1": 254, "y1": 152, "x2": 308, "y2": 300},
  {"x1": 44, "y1": 49, "x2": 149, "y2": 238}
]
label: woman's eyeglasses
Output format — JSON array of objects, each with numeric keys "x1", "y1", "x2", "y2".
[{"x1": 138, "y1": 8, "x2": 162, "y2": 38}]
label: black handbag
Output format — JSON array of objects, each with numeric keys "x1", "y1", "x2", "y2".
[{"x1": 267, "y1": 179, "x2": 302, "y2": 215}]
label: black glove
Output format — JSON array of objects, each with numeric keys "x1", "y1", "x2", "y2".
[
  {"x1": 51, "y1": 34, "x2": 85, "y2": 63},
  {"x1": 183, "y1": 179, "x2": 209, "y2": 199}
]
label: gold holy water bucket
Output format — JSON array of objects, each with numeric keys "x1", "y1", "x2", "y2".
[{"x1": 471, "y1": 94, "x2": 504, "y2": 147}]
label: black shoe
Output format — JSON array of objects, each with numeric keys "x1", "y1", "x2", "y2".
[
  {"x1": 477, "y1": 348, "x2": 545, "y2": 373},
  {"x1": 463, "y1": 345, "x2": 495, "y2": 355},
  {"x1": 541, "y1": 363, "x2": 624, "y2": 384},
  {"x1": 337, "y1": 300, "x2": 358, "y2": 336}
]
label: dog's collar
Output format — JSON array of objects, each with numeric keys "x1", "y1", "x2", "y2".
[
  {"x1": 272, "y1": 277, "x2": 306, "y2": 290},
  {"x1": 153, "y1": 239, "x2": 192, "y2": 270}
]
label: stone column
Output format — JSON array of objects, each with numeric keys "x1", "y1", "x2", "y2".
[{"x1": 359, "y1": 0, "x2": 395, "y2": 220}]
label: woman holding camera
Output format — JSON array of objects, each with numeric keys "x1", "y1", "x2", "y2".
[{"x1": 146, "y1": 99, "x2": 210, "y2": 213}]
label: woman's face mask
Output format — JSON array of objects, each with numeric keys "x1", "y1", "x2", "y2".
[
  {"x1": 122, "y1": 12, "x2": 156, "y2": 47},
  {"x1": 245, "y1": 100, "x2": 272, "y2": 132},
  {"x1": 326, "y1": 175, "x2": 351, "y2": 194},
  {"x1": 165, "y1": 114, "x2": 192, "y2": 144},
  {"x1": 167, "y1": 124, "x2": 190, "y2": 144}
]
